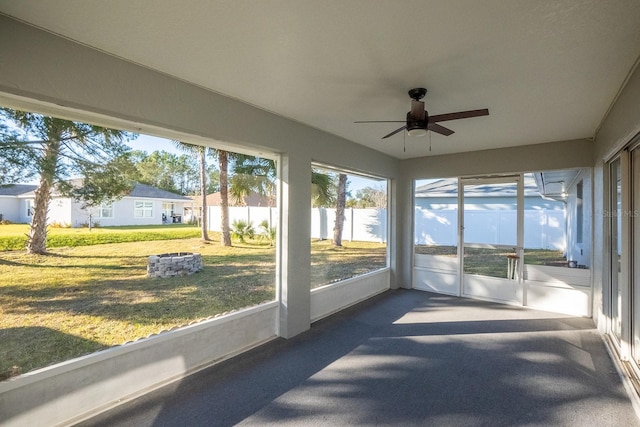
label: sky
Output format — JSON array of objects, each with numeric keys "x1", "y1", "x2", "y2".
[{"x1": 128, "y1": 134, "x2": 381, "y2": 193}]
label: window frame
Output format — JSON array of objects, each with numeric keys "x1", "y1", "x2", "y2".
[{"x1": 134, "y1": 200, "x2": 153, "y2": 218}]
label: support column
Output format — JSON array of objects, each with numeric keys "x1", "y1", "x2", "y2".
[{"x1": 278, "y1": 152, "x2": 311, "y2": 338}]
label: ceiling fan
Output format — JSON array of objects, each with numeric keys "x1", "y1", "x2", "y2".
[{"x1": 355, "y1": 88, "x2": 489, "y2": 139}]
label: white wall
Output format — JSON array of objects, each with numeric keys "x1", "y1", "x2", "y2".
[
  {"x1": 564, "y1": 169, "x2": 592, "y2": 267},
  {"x1": 47, "y1": 198, "x2": 72, "y2": 225},
  {"x1": 0, "y1": 197, "x2": 20, "y2": 222},
  {"x1": 0, "y1": 303, "x2": 279, "y2": 427},
  {"x1": 591, "y1": 59, "x2": 640, "y2": 332}
]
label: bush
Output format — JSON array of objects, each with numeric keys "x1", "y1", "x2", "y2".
[
  {"x1": 50, "y1": 221, "x2": 71, "y2": 228},
  {"x1": 258, "y1": 220, "x2": 276, "y2": 246},
  {"x1": 231, "y1": 219, "x2": 255, "y2": 243}
]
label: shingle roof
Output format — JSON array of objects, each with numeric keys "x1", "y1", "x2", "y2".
[
  {"x1": 0, "y1": 182, "x2": 190, "y2": 201},
  {"x1": 128, "y1": 183, "x2": 191, "y2": 201},
  {"x1": 0, "y1": 184, "x2": 38, "y2": 196},
  {"x1": 415, "y1": 176, "x2": 542, "y2": 198}
]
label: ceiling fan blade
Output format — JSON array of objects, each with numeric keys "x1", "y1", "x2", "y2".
[
  {"x1": 430, "y1": 108, "x2": 489, "y2": 123},
  {"x1": 382, "y1": 125, "x2": 407, "y2": 139},
  {"x1": 354, "y1": 120, "x2": 405, "y2": 123},
  {"x1": 428, "y1": 122, "x2": 454, "y2": 136}
]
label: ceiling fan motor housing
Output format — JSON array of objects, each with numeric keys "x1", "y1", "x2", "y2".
[{"x1": 406, "y1": 110, "x2": 428, "y2": 137}]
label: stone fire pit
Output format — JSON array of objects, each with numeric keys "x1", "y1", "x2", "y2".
[{"x1": 148, "y1": 252, "x2": 203, "y2": 278}]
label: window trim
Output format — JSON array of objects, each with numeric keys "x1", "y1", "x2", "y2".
[{"x1": 134, "y1": 200, "x2": 153, "y2": 218}]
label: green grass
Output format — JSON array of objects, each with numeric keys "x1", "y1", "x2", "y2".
[
  {"x1": 0, "y1": 235, "x2": 386, "y2": 380},
  {"x1": 0, "y1": 223, "x2": 200, "y2": 250},
  {"x1": 415, "y1": 245, "x2": 567, "y2": 278},
  {"x1": 310, "y1": 239, "x2": 387, "y2": 287}
]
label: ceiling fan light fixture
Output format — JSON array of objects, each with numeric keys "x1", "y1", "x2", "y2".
[{"x1": 407, "y1": 127, "x2": 428, "y2": 137}]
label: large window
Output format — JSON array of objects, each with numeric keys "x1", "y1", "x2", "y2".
[
  {"x1": 0, "y1": 106, "x2": 278, "y2": 380},
  {"x1": 310, "y1": 165, "x2": 388, "y2": 288},
  {"x1": 134, "y1": 200, "x2": 153, "y2": 218}
]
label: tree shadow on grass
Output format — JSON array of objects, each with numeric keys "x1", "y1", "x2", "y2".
[
  {"x1": 1, "y1": 260, "x2": 277, "y2": 325},
  {"x1": 0, "y1": 326, "x2": 104, "y2": 381}
]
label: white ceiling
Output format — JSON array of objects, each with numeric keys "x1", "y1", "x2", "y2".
[{"x1": 1, "y1": 0, "x2": 640, "y2": 159}]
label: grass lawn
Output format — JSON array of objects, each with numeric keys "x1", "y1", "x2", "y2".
[
  {"x1": 415, "y1": 245, "x2": 568, "y2": 278},
  {"x1": 0, "y1": 234, "x2": 386, "y2": 380},
  {"x1": 0, "y1": 223, "x2": 201, "y2": 250}
]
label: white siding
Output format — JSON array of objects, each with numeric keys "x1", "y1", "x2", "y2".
[{"x1": 0, "y1": 196, "x2": 21, "y2": 222}]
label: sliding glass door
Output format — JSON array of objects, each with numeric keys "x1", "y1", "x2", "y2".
[{"x1": 611, "y1": 158, "x2": 623, "y2": 342}]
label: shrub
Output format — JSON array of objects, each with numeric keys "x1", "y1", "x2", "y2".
[
  {"x1": 231, "y1": 219, "x2": 255, "y2": 243},
  {"x1": 258, "y1": 220, "x2": 276, "y2": 246},
  {"x1": 50, "y1": 221, "x2": 71, "y2": 228}
]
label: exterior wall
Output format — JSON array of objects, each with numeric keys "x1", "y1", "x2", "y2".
[
  {"x1": 310, "y1": 269, "x2": 390, "y2": 322},
  {"x1": 564, "y1": 169, "x2": 592, "y2": 267},
  {"x1": 13, "y1": 196, "x2": 188, "y2": 227},
  {"x1": 47, "y1": 197, "x2": 73, "y2": 226},
  {"x1": 592, "y1": 59, "x2": 640, "y2": 331},
  {"x1": 0, "y1": 196, "x2": 20, "y2": 222}
]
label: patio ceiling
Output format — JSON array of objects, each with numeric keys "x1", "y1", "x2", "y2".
[{"x1": 1, "y1": 1, "x2": 639, "y2": 160}]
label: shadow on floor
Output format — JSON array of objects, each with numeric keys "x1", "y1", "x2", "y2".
[{"x1": 78, "y1": 290, "x2": 639, "y2": 427}]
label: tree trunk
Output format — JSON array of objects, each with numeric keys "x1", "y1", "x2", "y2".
[
  {"x1": 27, "y1": 137, "x2": 61, "y2": 254},
  {"x1": 199, "y1": 148, "x2": 210, "y2": 242},
  {"x1": 333, "y1": 173, "x2": 347, "y2": 247},
  {"x1": 219, "y1": 150, "x2": 232, "y2": 246}
]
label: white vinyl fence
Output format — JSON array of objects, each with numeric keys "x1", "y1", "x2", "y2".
[
  {"x1": 414, "y1": 208, "x2": 566, "y2": 250},
  {"x1": 206, "y1": 206, "x2": 564, "y2": 249},
  {"x1": 207, "y1": 206, "x2": 387, "y2": 243}
]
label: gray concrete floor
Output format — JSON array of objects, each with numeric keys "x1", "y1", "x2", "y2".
[{"x1": 78, "y1": 290, "x2": 639, "y2": 426}]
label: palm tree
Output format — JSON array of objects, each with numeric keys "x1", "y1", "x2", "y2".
[
  {"x1": 230, "y1": 155, "x2": 277, "y2": 205},
  {"x1": 311, "y1": 170, "x2": 335, "y2": 207},
  {"x1": 173, "y1": 141, "x2": 210, "y2": 242},
  {"x1": 218, "y1": 149, "x2": 232, "y2": 246},
  {"x1": 231, "y1": 157, "x2": 337, "y2": 212}
]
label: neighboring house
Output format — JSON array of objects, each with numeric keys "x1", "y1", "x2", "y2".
[
  {"x1": 415, "y1": 174, "x2": 565, "y2": 211},
  {"x1": 0, "y1": 182, "x2": 190, "y2": 227},
  {"x1": 0, "y1": 184, "x2": 37, "y2": 223},
  {"x1": 414, "y1": 174, "x2": 568, "y2": 250}
]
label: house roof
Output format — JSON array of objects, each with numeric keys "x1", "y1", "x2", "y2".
[
  {"x1": 0, "y1": 182, "x2": 190, "y2": 201},
  {"x1": 128, "y1": 183, "x2": 191, "y2": 201},
  {"x1": 415, "y1": 175, "x2": 542, "y2": 198},
  {"x1": 0, "y1": 184, "x2": 38, "y2": 196}
]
